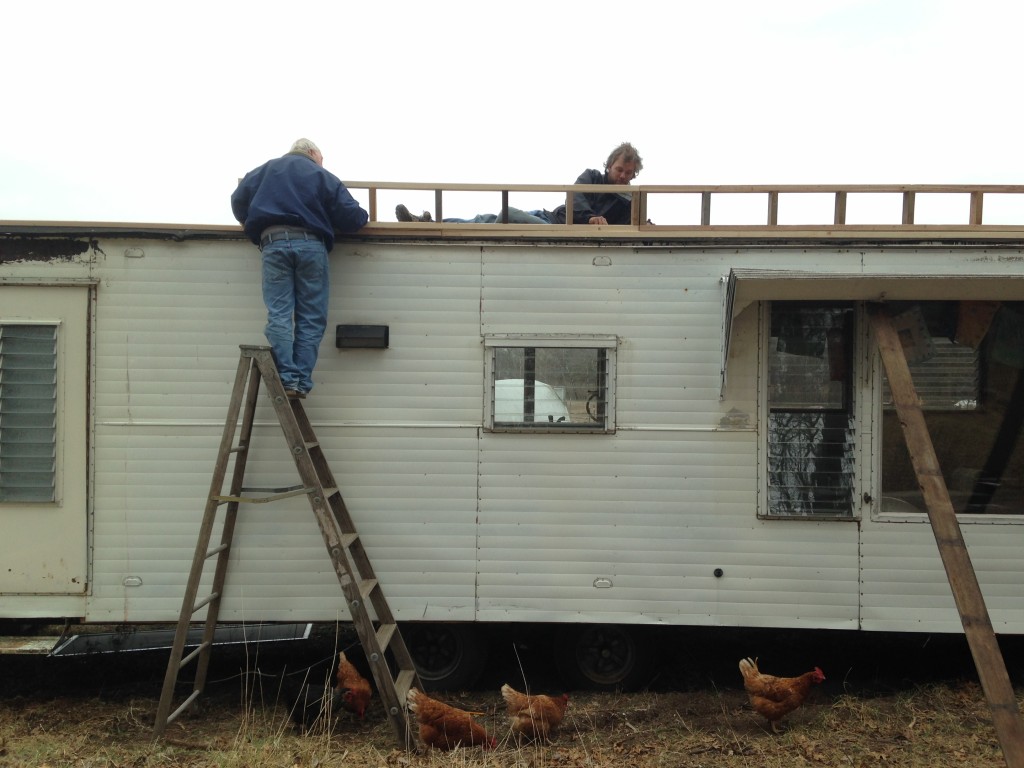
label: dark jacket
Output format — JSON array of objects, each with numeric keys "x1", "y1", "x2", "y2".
[
  {"x1": 550, "y1": 168, "x2": 634, "y2": 224},
  {"x1": 230, "y1": 151, "x2": 368, "y2": 251}
]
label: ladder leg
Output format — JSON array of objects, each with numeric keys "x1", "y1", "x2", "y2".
[{"x1": 154, "y1": 352, "x2": 261, "y2": 736}]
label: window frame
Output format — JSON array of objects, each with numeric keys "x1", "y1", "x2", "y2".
[
  {"x1": 758, "y1": 301, "x2": 863, "y2": 521},
  {"x1": 483, "y1": 333, "x2": 617, "y2": 434}
]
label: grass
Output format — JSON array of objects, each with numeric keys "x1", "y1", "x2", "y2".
[{"x1": 0, "y1": 680, "x2": 1012, "y2": 767}]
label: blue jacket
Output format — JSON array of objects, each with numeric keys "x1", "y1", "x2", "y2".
[
  {"x1": 550, "y1": 169, "x2": 634, "y2": 224},
  {"x1": 231, "y1": 151, "x2": 368, "y2": 251}
]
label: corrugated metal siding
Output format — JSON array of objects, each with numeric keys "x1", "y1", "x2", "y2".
[
  {"x1": 10, "y1": 236, "x2": 1015, "y2": 632},
  {"x1": 90, "y1": 241, "x2": 484, "y2": 621},
  {"x1": 477, "y1": 247, "x2": 858, "y2": 627},
  {"x1": 477, "y1": 432, "x2": 859, "y2": 626},
  {"x1": 860, "y1": 521, "x2": 1024, "y2": 632}
]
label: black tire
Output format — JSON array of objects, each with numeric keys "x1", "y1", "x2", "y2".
[
  {"x1": 554, "y1": 624, "x2": 654, "y2": 691},
  {"x1": 402, "y1": 623, "x2": 487, "y2": 692}
]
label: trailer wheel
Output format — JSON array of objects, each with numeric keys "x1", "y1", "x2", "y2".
[
  {"x1": 554, "y1": 624, "x2": 654, "y2": 691},
  {"x1": 403, "y1": 623, "x2": 487, "y2": 692}
]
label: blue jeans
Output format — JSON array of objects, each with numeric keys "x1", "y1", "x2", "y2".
[
  {"x1": 443, "y1": 207, "x2": 551, "y2": 224},
  {"x1": 261, "y1": 239, "x2": 329, "y2": 393}
]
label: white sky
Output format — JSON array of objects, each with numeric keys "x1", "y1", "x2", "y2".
[{"x1": 3, "y1": 0, "x2": 1023, "y2": 226}]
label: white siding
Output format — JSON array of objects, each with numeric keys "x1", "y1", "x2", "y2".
[{"x1": 3, "y1": 234, "x2": 1023, "y2": 633}]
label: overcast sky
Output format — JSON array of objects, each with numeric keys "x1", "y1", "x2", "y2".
[{"x1": 3, "y1": 0, "x2": 1022, "y2": 226}]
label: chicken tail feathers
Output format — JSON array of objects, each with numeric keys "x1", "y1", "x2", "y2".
[
  {"x1": 738, "y1": 656, "x2": 759, "y2": 680},
  {"x1": 501, "y1": 683, "x2": 520, "y2": 703}
]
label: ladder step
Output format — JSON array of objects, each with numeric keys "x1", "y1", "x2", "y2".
[
  {"x1": 376, "y1": 622, "x2": 397, "y2": 651},
  {"x1": 340, "y1": 532, "x2": 359, "y2": 548},
  {"x1": 359, "y1": 578, "x2": 379, "y2": 600}
]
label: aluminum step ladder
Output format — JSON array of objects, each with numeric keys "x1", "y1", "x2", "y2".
[{"x1": 153, "y1": 345, "x2": 421, "y2": 747}]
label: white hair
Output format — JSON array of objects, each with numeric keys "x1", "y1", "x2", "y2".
[{"x1": 290, "y1": 138, "x2": 321, "y2": 156}]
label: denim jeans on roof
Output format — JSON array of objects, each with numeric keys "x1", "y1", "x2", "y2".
[
  {"x1": 442, "y1": 207, "x2": 551, "y2": 224},
  {"x1": 261, "y1": 238, "x2": 329, "y2": 394}
]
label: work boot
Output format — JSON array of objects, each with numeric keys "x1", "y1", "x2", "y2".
[{"x1": 395, "y1": 204, "x2": 432, "y2": 223}]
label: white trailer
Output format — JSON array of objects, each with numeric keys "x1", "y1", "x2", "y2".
[{"x1": 3, "y1": 182, "x2": 1024, "y2": 689}]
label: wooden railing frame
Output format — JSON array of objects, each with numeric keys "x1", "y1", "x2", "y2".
[{"x1": 344, "y1": 181, "x2": 1024, "y2": 230}]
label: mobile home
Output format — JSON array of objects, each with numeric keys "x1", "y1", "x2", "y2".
[{"x1": 3, "y1": 182, "x2": 1024, "y2": 690}]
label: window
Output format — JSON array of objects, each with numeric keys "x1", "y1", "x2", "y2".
[
  {"x1": 484, "y1": 335, "x2": 616, "y2": 432},
  {"x1": 880, "y1": 301, "x2": 1024, "y2": 516},
  {"x1": 881, "y1": 304, "x2": 979, "y2": 411},
  {"x1": 0, "y1": 324, "x2": 58, "y2": 503},
  {"x1": 766, "y1": 303, "x2": 856, "y2": 517}
]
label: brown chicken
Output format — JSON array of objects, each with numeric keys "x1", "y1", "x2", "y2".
[
  {"x1": 334, "y1": 651, "x2": 371, "y2": 719},
  {"x1": 739, "y1": 657, "x2": 825, "y2": 732},
  {"x1": 406, "y1": 687, "x2": 497, "y2": 751},
  {"x1": 500, "y1": 683, "x2": 569, "y2": 742}
]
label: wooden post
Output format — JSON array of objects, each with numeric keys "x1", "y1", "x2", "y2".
[
  {"x1": 868, "y1": 303, "x2": 1024, "y2": 768},
  {"x1": 971, "y1": 191, "x2": 985, "y2": 225},
  {"x1": 500, "y1": 190, "x2": 509, "y2": 224},
  {"x1": 902, "y1": 191, "x2": 916, "y2": 225},
  {"x1": 701, "y1": 192, "x2": 712, "y2": 226},
  {"x1": 434, "y1": 189, "x2": 443, "y2": 223},
  {"x1": 767, "y1": 191, "x2": 779, "y2": 226},
  {"x1": 834, "y1": 191, "x2": 847, "y2": 225}
]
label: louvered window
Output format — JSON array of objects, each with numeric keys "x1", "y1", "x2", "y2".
[
  {"x1": 0, "y1": 324, "x2": 58, "y2": 503},
  {"x1": 882, "y1": 338, "x2": 979, "y2": 410},
  {"x1": 766, "y1": 303, "x2": 856, "y2": 517},
  {"x1": 484, "y1": 335, "x2": 616, "y2": 433}
]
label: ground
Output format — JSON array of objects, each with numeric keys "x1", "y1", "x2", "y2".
[{"x1": 0, "y1": 626, "x2": 1018, "y2": 767}]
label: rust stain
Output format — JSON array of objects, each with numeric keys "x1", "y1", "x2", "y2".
[{"x1": 0, "y1": 237, "x2": 93, "y2": 263}]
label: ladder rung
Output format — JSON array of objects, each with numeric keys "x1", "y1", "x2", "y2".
[
  {"x1": 180, "y1": 640, "x2": 212, "y2": 668},
  {"x1": 205, "y1": 543, "x2": 228, "y2": 558},
  {"x1": 191, "y1": 592, "x2": 219, "y2": 613},
  {"x1": 322, "y1": 486, "x2": 340, "y2": 498},
  {"x1": 340, "y1": 532, "x2": 359, "y2": 548},
  {"x1": 376, "y1": 622, "x2": 397, "y2": 651},
  {"x1": 166, "y1": 689, "x2": 202, "y2": 726}
]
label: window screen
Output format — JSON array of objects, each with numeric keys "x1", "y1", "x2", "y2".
[
  {"x1": 767, "y1": 303, "x2": 856, "y2": 517},
  {"x1": 0, "y1": 324, "x2": 58, "y2": 503}
]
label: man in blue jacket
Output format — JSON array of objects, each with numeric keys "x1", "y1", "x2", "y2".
[
  {"x1": 232, "y1": 139, "x2": 368, "y2": 399},
  {"x1": 395, "y1": 141, "x2": 643, "y2": 225}
]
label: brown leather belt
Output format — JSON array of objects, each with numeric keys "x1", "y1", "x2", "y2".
[{"x1": 259, "y1": 227, "x2": 321, "y2": 248}]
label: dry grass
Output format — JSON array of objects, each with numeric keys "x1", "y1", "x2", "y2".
[
  {"x1": 2, "y1": 625, "x2": 1018, "y2": 767},
  {"x1": 0, "y1": 677, "x2": 1012, "y2": 767}
]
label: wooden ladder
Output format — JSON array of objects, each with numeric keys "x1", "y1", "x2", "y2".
[{"x1": 153, "y1": 345, "x2": 421, "y2": 747}]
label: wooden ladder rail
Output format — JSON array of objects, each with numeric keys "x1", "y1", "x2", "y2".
[
  {"x1": 869, "y1": 304, "x2": 1024, "y2": 768},
  {"x1": 153, "y1": 345, "x2": 421, "y2": 748}
]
